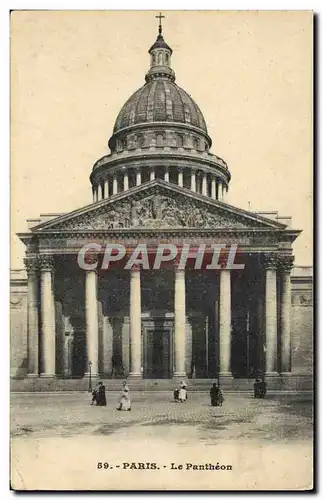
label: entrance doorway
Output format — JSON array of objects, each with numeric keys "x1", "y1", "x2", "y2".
[{"x1": 143, "y1": 328, "x2": 172, "y2": 378}]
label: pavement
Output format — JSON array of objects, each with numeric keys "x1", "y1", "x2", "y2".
[{"x1": 10, "y1": 391, "x2": 314, "y2": 491}]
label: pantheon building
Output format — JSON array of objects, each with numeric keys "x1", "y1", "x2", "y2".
[{"x1": 11, "y1": 21, "x2": 313, "y2": 390}]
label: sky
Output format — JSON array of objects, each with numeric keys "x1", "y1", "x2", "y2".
[{"x1": 10, "y1": 10, "x2": 313, "y2": 267}]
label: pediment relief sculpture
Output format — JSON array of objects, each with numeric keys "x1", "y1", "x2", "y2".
[{"x1": 43, "y1": 192, "x2": 264, "y2": 231}]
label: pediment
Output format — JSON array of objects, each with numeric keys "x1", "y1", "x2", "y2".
[{"x1": 32, "y1": 180, "x2": 286, "y2": 232}]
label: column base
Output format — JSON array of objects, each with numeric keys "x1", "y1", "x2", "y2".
[
  {"x1": 173, "y1": 372, "x2": 187, "y2": 379},
  {"x1": 280, "y1": 371, "x2": 292, "y2": 376},
  {"x1": 40, "y1": 373, "x2": 56, "y2": 378},
  {"x1": 128, "y1": 372, "x2": 142, "y2": 379},
  {"x1": 27, "y1": 373, "x2": 39, "y2": 378},
  {"x1": 265, "y1": 371, "x2": 279, "y2": 377},
  {"x1": 84, "y1": 372, "x2": 99, "y2": 378},
  {"x1": 219, "y1": 373, "x2": 233, "y2": 385}
]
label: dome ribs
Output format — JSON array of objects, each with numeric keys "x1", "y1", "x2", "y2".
[
  {"x1": 153, "y1": 80, "x2": 167, "y2": 122},
  {"x1": 146, "y1": 80, "x2": 158, "y2": 122},
  {"x1": 179, "y1": 88, "x2": 199, "y2": 127},
  {"x1": 172, "y1": 83, "x2": 186, "y2": 123},
  {"x1": 134, "y1": 84, "x2": 151, "y2": 125},
  {"x1": 112, "y1": 83, "x2": 208, "y2": 134},
  {"x1": 162, "y1": 80, "x2": 174, "y2": 121}
]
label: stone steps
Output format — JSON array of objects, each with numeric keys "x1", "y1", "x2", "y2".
[{"x1": 10, "y1": 375, "x2": 313, "y2": 392}]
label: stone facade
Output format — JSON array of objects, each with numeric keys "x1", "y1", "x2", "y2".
[{"x1": 11, "y1": 23, "x2": 313, "y2": 391}]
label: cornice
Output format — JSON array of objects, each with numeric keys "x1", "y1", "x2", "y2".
[{"x1": 109, "y1": 121, "x2": 213, "y2": 145}]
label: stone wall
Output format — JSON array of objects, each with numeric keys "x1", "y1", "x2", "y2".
[
  {"x1": 10, "y1": 270, "x2": 28, "y2": 377},
  {"x1": 291, "y1": 266, "x2": 313, "y2": 375}
]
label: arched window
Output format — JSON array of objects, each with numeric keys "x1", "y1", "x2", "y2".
[
  {"x1": 204, "y1": 142, "x2": 208, "y2": 151},
  {"x1": 156, "y1": 134, "x2": 164, "y2": 147},
  {"x1": 176, "y1": 134, "x2": 183, "y2": 148},
  {"x1": 158, "y1": 52, "x2": 163, "y2": 64},
  {"x1": 165, "y1": 53, "x2": 169, "y2": 65}
]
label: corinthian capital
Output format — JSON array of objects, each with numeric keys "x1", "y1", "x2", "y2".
[
  {"x1": 263, "y1": 252, "x2": 279, "y2": 270},
  {"x1": 278, "y1": 255, "x2": 295, "y2": 272},
  {"x1": 37, "y1": 255, "x2": 55, "y2": 271},
  {"x1": 24, "y1": 257, "x2": 38, "y2": 275}
]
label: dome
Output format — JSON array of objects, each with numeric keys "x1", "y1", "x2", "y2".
[
  {"x1": 113, "y1": 80, "x2": 208, "y2": 134},
  {"x1": 91, "y1": 18, "x2": 231, "y2": 203}
]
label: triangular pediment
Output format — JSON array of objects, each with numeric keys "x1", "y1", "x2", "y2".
[{"x1": 31, "y1": 179, "x2": 286, "y2": 232}]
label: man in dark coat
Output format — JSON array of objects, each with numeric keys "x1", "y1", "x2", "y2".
[
  {"x1": 254, "y1": 378, "x2": 267, "y2": 399},
  {"x1": 91, "y1": 381, "x2": 107, "y2": 406},
  {"x1": 210, "y1": 382, "x2": 220, "y2": 406}
]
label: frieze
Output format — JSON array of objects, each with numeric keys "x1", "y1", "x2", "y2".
[
  {"x1": 292, "y1": 292, "x2": 312, "y2": 306},
  {"x1": 36, "y1": 232, "x2": 285, "y2": 251}
]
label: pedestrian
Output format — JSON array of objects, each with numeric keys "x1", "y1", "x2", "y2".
[
  {"x1": 254, "y1": 379, "x2": 261, "y2": 398},
  {"x1": 217, "y1": 386, "x2": 224, "y2": 406},
  {"x1": 178, "y1": 380, "x2": 187, "y2": 403},
  {"x1": 255, "y1": 378, "x2": 267, "y2": 399},
  {"x1": 173, "y1": 388, "x2": 179, "y2": 402},
  {"x1": 91, "y1": 381, "x2": 106, "y2": 406},
  {"x1": 117, "y1": 381, "x2": 131, "y2": 411},
  {"x1": 210, "y1": 382, "x2": 219, "y2": 406}
]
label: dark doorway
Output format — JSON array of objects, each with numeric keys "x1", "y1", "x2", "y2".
[
  {"x1": 72, "y1": 332, "x2": 86, "y2": 376},
  {"x1": 144, "y1": 328, "x2": 171, "y2": 378}
]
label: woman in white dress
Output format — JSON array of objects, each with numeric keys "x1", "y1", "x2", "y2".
[
  {"x1": 178, "y1": 381, "x2": 187, "y2": 403},
  {"x1": 117, "y1": 381, "x2": 131, "y2": 411}
]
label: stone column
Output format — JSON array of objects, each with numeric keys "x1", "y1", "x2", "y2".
[
  {"x1": 104, "y1": 179, "x2": 109, "y2": 199},
  {"x1": 113, "y1": 176, "x2": 118, "y2": 195},
  {"x1": 94, "y1": 186, "x2": 98, "y2": 202},
  {"x1": 164, "y1": 167, "x2": 169, "y2": 182},
  {"x1": 264, "y1": 253, "x2": 278, "y2": 374},
  {"x1": 97, "y1": 184, "x2": 102, "y2": 201},
  {"x1": 191, "y1": 170, "x2": 196, "y2": 192},
  {"x1": 85, "y1": 270, "x2": 99, "y2": 377},
  {"x1": 173, "y1": 265, "x2": 186, "y2": 378},
  {"x1": 202, "y1": 172, "x2": 207, "y2": 196},
  {"x1": 39, "y1": 256, "x2": 56, "y2": 377},
  {"x1": 136, "y1": 169, "x2": 142, "y2": 186},
  {"x1": 219, "y1": 269, "x2": 231, "y2": 376},
  {"x1": 124, "y1": 170, "x2": 129, "y2": 191},
  {"x1": 178, "y1": 168, "x2": 183, "y2": 187},
  {"x1": 211, "y1": 177, "x2": 216, "y2": 199},
  {"x1": 279, "y1": 255, "x2": 294, "y2": 373},
  {"x1": 150, "y1": 168, "x2": 155, "y2": 181},
  {"x1": 25, "y1": 258, "x2": 39, "y2": 376},
  {"x1": 129, "y1": 267, "x2": 142, "y2": 378},
  {"x1": 218, "y1": 182, "x2": 223, "y2": 201}
]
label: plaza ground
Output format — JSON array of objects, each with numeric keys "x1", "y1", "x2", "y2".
[{"x1": 10, "y1": 391, "x2": 313, "y2": 491}]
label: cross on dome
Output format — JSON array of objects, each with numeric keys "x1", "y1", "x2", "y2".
[{"x1": 155, "y1": 12, "x2": 165, "y2": 35}]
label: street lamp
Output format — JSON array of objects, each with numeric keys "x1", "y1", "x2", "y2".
[{"x1": 88, "y1": 361, "x2": 92, "y2": 393}]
